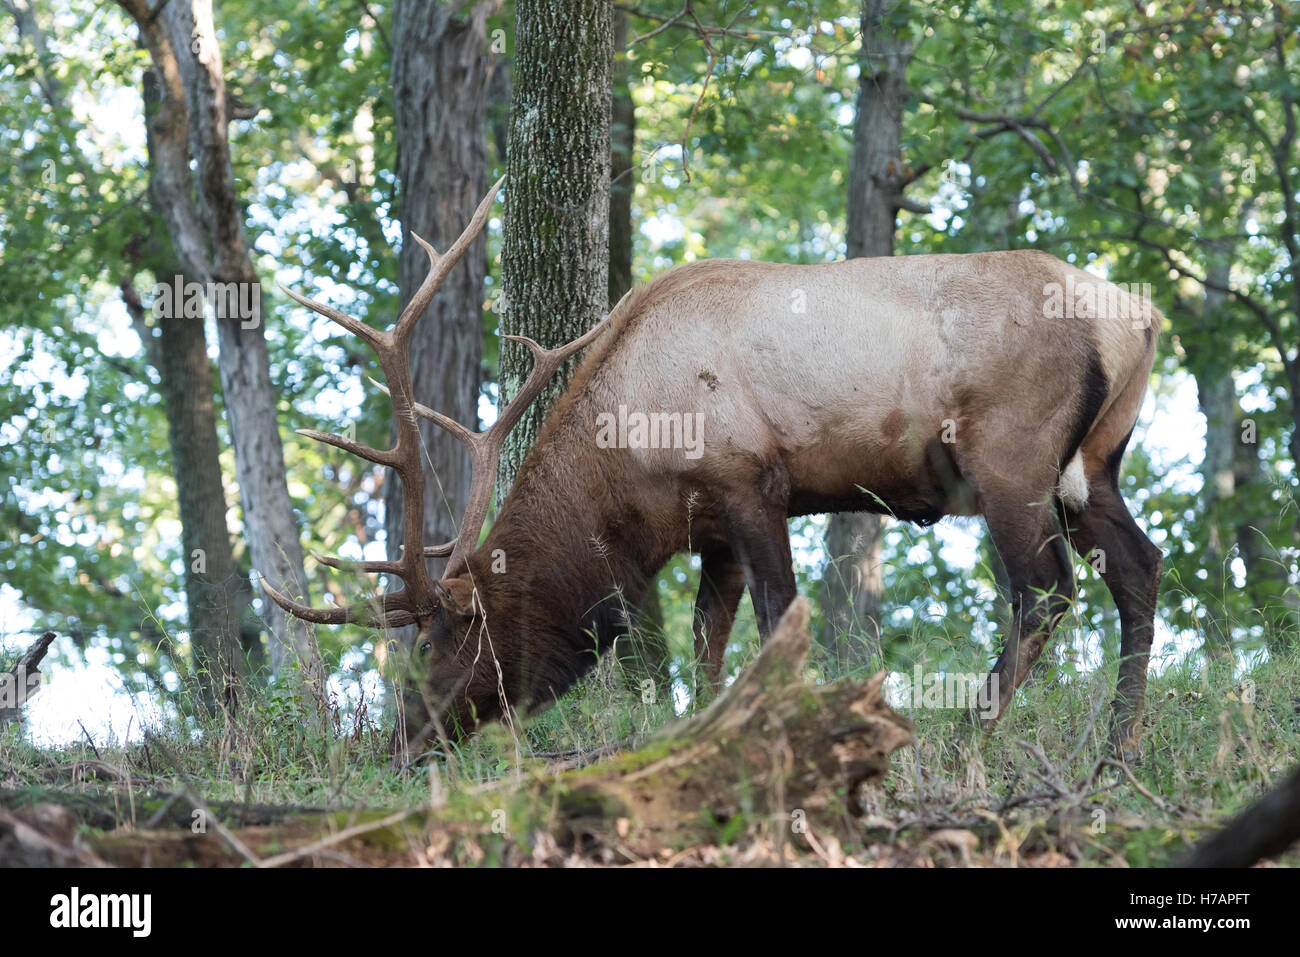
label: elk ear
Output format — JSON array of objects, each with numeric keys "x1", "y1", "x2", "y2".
[{"x1": 434, "y1": 578, "x2": 478, "y2": 618}]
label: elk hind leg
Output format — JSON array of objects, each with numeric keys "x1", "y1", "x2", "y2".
[{"x1": 1062, "y1": 479, "x2": 1162, "y2": 760}]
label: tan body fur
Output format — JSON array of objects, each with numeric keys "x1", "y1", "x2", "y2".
[{"x1": 551, "y1": 250, "x2": 1154, "y2": 522}]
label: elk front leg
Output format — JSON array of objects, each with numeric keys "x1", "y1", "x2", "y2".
[
  {"x1": 722, "y1": 490, "x2": 797, "y2": 638},
  {"x1": 693, "y1": 545, "x2": 747, "y2": 692}
]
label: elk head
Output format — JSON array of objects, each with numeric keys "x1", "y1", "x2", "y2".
[{"x1": 261, "y1": 178, "x2": 610, "y2": 757}]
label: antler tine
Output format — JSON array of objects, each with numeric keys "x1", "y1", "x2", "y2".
[
  {"x1": 493, "y1": 312, "x2": 613, "y2": 442},
  {"x1": 260, "y1": 577, "x2": 416, "y2": 629},
  {"x1": 500, "y1": 312, "x2": 611, "y2": 367},
  {"x1": 295, "y1": 428, "x2": 397, "y2": 467},
  {"x1": 396, "y1": 175, "x2": 505, "y2": 340},
  {"x1": 366, "y1": 376, "x2": 478, "y2": 446},
  {"x1": 278, "y1": 282, "x2": 384, "y2": 347},
  {"x1": 310, "y1": 551, "x2": 404, "y2": 575}
]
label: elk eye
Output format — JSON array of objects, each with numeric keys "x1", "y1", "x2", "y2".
[{"x1": 420, "y1": 641, "x2": 432, "y2": 654}]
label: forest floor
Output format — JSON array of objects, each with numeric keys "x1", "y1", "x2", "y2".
[{"x1": 2, "y1": 611, "x2": 1298, "y2": 868}]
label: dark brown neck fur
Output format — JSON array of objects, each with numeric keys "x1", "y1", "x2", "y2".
[{"x1": 462, "y1": 405, "x2": 679, "y2": 708}]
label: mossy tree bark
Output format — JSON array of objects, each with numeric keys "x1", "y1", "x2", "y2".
[{"x1": 496, "y1": 0, "x2": 614, "y2": 499}]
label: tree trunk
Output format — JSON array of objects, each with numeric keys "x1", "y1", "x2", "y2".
[
  {"x1": 497, "y1": 0, "x2": 613, "y2": 499},
  {"x1": 384, "y1": 0, "x2": 493, "y2": 694},
  {"x1": 820, "y1": 0, "x2": 914, "y2": 671},
  {"x1": 821, "y1": 514, "x2": 885, "y2": 671},
  {"x1": 1195, "y1": 256, "x2": 1238, "y2": 664},
  {"x1": 11, "y1": 0, "x2": 249, "y2": 707},
  {"x1": 121, "y1": 242, "x2": 245, "y2": 706},
  {"x1": 117, "y1": 0, "x2": 325, "y2": 705},
  {"x1": 159, "y1": 307, "x2": 250, "y2": 701},
  {"x1": 609, "y1": 10, "x2": 635, "y2": 311},
  {"x1": 213, "y1": 295, "x2": 323, "y2": 696}
]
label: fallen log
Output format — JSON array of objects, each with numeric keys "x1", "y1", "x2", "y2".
[
  {"x1": 5, "y1": 599, "x2": 914, "y2": 866},
  {"x1": 0, "y1": 632, "x2": 55, "y2": 728},
  {"x1": 0, "y1": 803, "x2": 108, "y2": 867},
  {"x1": 1180, "y1": 765, "x2": 1300, "y2": 867}
]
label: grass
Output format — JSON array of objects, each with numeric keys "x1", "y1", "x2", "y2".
[{"x1": 2, "y1": 596, "x2": 1298, "y2": 867}]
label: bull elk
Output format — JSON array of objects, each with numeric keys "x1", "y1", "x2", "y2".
[{"x1": 264, "y1": 180, "x2": 1163, "y2": 761}]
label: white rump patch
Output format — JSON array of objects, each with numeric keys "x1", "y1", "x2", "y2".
[{"x1": 1057, "y1": 453, "x2": 1089, "y2": 510}]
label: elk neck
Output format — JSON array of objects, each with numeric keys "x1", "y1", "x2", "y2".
[{"x1": 464, "y1": 402, "x2": 675, "y2": 666}]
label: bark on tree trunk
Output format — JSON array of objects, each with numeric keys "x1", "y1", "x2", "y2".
[
  {"x1": 609, "y1": 10, "x2": 635, "y2": 311},
  {"x1": 497, "y1": 0, "x2": 613, "y2": 499},
  {"x1": 384, "y1": 0, "x2": 493, "y2": 693},
  {"x1": 117, "y1": 0, "x2": 325, "y2": 705},
  {"x1": 820, "y1": 0, "x2": 914, "y2": 671},
  {"x1": 213, "y1": 299, "x2": 323, "y2": 695},
  {"x1": 821, "y1": 514, "x2": 884, "y2": 670},
  {"x1": 1194, "y1": 247, "x2": 1239, "y2": 664},
  {"x1": 122, "y1": 259, "x2": 245, "y2": 705}
]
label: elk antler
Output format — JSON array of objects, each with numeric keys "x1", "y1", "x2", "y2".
[
  {"x1": 260, "y1": 178, "x2": 502, "y2": 628},
  {"x1": 262, "y1": 177, "x2": 611, "y2": 629},
  {"x1": 372, "y1": 312, "x2": 610, "y2": 577}
]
